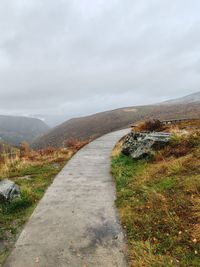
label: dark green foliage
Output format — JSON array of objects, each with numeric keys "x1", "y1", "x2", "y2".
[{"x1": 1, "y1": 191, "x2": 33, "y2": 214}]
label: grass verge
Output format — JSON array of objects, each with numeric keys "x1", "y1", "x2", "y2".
[
  {"x1": 111, "y1": 128, "x2": 200, "y2": 266},
  {"x1": 0, "y1": 148, "x2": 75, "y2": 265}
]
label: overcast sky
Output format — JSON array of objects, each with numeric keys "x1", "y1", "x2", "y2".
[{"x1": 0, "y1": 0, "x2": 200, "y2": 125}]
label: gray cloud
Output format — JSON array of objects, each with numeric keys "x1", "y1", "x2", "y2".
[{"x1": 0, "y1": 0, "x2": 200, "y2": 125}]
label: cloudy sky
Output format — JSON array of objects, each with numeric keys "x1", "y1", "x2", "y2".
[{"x1": 0, "y1": 0, "x2": 200, "y2": 125}]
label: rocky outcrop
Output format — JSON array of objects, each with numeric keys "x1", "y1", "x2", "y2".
[
  {"x1": 122, "y1": 132, "x2": 171, "y2": 160},
  {"x1": 0, "y1": 179, "x2": 20, "y2": 202}
]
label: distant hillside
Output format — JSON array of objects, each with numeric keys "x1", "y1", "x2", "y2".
[
  {"x1": 163, "y1": 91, "x2": 200, "y2": 105},
  {"x1": 32, "y1": 100, "x2": 200, "y2": 149},
  {"x1": 0, "y1": 115, "x2": 50, "y2": 146}
]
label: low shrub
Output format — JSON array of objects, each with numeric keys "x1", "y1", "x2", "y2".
[
  {"x1": 136, "y1": 119, "x2": 163, "y2": 132},
  {"x1": 64, "y1": 138, "x2": 89, "y2": 150}
]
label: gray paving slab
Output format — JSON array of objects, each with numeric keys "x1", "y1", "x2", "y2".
[{"x1": 4, "y1": 129, "x2": 130, "y2": 267}]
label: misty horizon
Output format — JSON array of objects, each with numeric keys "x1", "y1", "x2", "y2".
[{"x1": 0, "y1": 91, "x2": 200, "y2": 127}]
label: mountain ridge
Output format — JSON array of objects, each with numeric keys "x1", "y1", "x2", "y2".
[
  {"x1": 162, "y1": 91, "x2": 200, "y2": 105},
  {"x1": 32, "y1": 101, "x2": 200, "y2": 149},
  {"x1": 0, "y1": 115, "x2": 50, "y2": 146},
  {"x1": 2, "y1": 91, "x2": 199, "y2": 148}
]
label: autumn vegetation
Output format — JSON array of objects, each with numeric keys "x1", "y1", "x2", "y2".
[
  {"x1": 112, "y1": 119, "x2": 200, "y2": 266},
  {"x1": 134, "y1": 119, "x2": 163, "y2": 132}
]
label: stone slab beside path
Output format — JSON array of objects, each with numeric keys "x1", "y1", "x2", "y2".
[{"x1": 4, "y1": 129, "x2": 130, "y2": 267}]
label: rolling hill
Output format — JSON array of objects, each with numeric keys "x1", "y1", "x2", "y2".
[
  {"x1": 163, "y1": 91, "x2": 200, "y2": 105},
  {"x1": 32, "y1": 91, "x2": 200, "y2": 149},
  {"x1": 0, "y1": 115, "x2": 50, "y2": 146}
]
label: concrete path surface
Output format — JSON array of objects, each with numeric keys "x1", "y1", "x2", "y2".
[{"x1": 4, "y1": 129, "x2": 130, "y2": 267}]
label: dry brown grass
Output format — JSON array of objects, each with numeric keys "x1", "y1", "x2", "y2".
[
  {"x1": 64, "y1": 138, "x2": 89, "y2": 151},
  {"x1": 112, "y1": 136, "x2": 125, "y2": 157},
  {"x1": 134, "y1": 119, "x2": 163, "y2": 132},
  {"x1": 0, "y1": 146, "x2": 75, "y2": 181},
  {"x1": 0, "y1": 137, "x2": 91, "y2": 181},
  {"x1": 193, "y1": 199, "x2": 200, "y2": 240}
]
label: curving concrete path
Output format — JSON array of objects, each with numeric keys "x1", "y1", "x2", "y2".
[{"x1": 4, "y1": 129, "x2": 130, "y2": 267}]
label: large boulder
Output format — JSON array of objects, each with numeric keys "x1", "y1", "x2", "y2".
[
  {"x1": 0, "y1": 179, "x2": 20, "y2": 202},
  {"x1": 122, "y1": 132, "x2": 171, "y2": 160}
]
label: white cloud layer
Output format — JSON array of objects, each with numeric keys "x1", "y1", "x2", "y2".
[{"x1": 0, "y1": 0, "x2": 200, "y2": 125}]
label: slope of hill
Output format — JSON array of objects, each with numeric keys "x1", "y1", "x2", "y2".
[
  {"x1": 32, "y1": 100, "x2": 200, "y2": 149},
  {"x1": 163, "y1": 91, "x2": 200, "y2": 105},
  {"x1": 0, "y1": 115, "x2": 50, "y2": 146}
]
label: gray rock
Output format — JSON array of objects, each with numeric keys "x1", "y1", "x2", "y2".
[
  {"x1": 122, "y1": 132, "x2": 171, "y2": 160},
  {"x1": 0, "y1": 179, "x2": 20, "y2": 202}
]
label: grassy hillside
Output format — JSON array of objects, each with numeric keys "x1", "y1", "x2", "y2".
[
  {"x1": 111, "y1": 120, "x2": 200, "y2": 266},
  {"x1": 0, "y1": 115, "x2": 49, "y2": 146},
  {"x1": 32, "y1": 102, "x2": 200, "y2": 149}
]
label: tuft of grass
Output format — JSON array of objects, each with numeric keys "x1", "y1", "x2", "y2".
[
  {"x1": 1, "y1": 191, "x2": 33, "y2": 215},
  {"x1": 112, "y1": 125, "x2": 200, "y2": 266}
]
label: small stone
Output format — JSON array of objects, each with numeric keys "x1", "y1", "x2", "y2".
[{"x1": 0, "y1": 179, "x2": 20, "y2": 202}]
